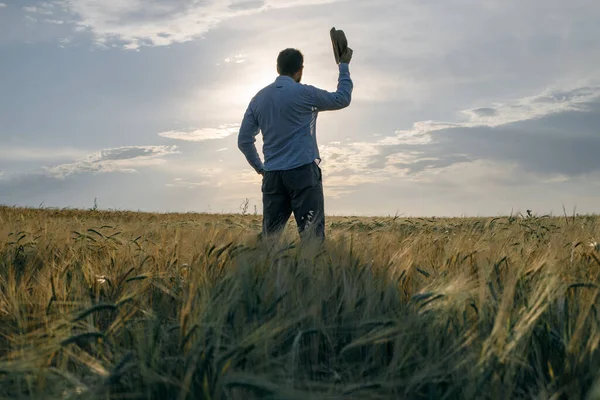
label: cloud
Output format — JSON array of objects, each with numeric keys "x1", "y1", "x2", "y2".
[
  {"x1": 377, "y1": 86, "x2": 600, "y2": 149},
  {"x1": 158, "y1": 123, "x2": 240, "y2": 142},
  {"x1": 25, "y1": 15, "x2": 38, "y2": 23},
  {"x1": 44, "y1": 19, "x2": 64, "y2": 24},
  {"x1": 317, "y1": 142, "x2": 392, "y2": 197},
  {"x1": 461, "y1": 87, "x2": 599, "y2": 126},
  {"x1": 166, "y1": 178, "x2": 212, "y2": 189},
  {"x1": 378, "y1": 121, "x2": 452, "y2": 146},
  {"x1": 23, "y1": 5, "x2": 54, "y2": 15},
  {"x1": 44, "y1": 145, "x2": 179, "y2": 178},
  {"x1": 165, "y1": 167, "x2": 225, "y2": 189},
  {"x1": 224, "y1": 54, "x2": 246, "y2": 64},
  {"x1": 470, "y1": 108, "x2": 497, "y2": 117},
  {"x1": 413, "y1": 89, "x2": 600, "y2": 175},
  {"x1": 315, "y1": 84, "x2": 600, "y2": 196},
  {"x1": 320, "y1": 142, "x2": 382, "y2": 175},
  {"x1": 229, "y1": 0, "x2": 265, "y2": 11},
  {"x1": 51, "y1": 0, "x2": 344, "y2": 49},
  {"x1": 0, "y1": 3, "x2": 7, "y2": 8},
  {"x1": 403, "y1": 104, "x2": 600, "y2": 178}
]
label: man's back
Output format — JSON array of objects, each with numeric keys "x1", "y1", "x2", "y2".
[
  {"x1": 238, "y1": 63, "x2": 353, "y2": 172},
  {"x1": 237, "y1": 45, "x2": 354, "y2": 242}
]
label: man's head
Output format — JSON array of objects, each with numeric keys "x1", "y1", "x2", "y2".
[{"x1": 277, "y1": 48, "x2": 304, "y2": 83}]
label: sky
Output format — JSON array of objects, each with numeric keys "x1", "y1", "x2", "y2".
[{"x1": 1, "y1": 0, "x2": 600, "y2": 217}]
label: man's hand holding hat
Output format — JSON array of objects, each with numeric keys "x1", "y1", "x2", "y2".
[{"x1": 330, "y1": 27, "x2": 353, "y2": 65}]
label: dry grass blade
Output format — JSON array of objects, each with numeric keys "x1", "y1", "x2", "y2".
[
  {"x1": 72, "y1": 303, "x2": 117, "y2": 322},
  {"x1": 61, "y1": 332, "x2": 105, "y2": 347}
]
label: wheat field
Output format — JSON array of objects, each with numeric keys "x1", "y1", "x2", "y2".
[{"x1": 1, "y1": 205, "x2": 599, "y2": 399}]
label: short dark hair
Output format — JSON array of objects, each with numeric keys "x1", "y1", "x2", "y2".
[{"x1": 277, "y1": 48, "x2": 304, "y2": 76}]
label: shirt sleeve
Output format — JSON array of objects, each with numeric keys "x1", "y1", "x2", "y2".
[
  {"x1": 302, "y1": 63, "x2": 353, "y2": 112},
  {"x1": 237, "y1": 101, "x2": 265, "y2": 173}
]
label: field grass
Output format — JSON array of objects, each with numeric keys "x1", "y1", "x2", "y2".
[{"x1": 1, "y1": 205, "x2": 600, "y2": 399}]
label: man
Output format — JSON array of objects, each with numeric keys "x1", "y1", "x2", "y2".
[{"x1": 237, "y1": 45, "x2": 354, "y2": 241}]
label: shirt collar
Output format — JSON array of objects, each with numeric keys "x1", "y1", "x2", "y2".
[{"x1": 275, "y1": 75, "x2": 296, "y2": 86}]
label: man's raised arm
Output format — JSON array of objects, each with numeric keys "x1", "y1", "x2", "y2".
[
  {"x1": 302, "y1": 63, "x2": 353, "y2": 112},
  {"x1": 237, "y1": 102, "x2": 265, "y2": 174}
]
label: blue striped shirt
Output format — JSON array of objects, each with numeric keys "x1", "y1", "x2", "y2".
[{"x1": 238, "y1": 63, "x2": 353, "y2": 172}]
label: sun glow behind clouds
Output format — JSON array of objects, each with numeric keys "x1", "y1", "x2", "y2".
[
  {"x1": 237, "y1": 68, "x2": 276, "y2": 103},
  {"x1": 185, "y1": 63, "x2": 277, "y2": 121}
]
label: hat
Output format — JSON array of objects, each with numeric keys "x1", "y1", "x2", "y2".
[{"x1": 330, "y1": 27, "x2": 348, "y2": 64}]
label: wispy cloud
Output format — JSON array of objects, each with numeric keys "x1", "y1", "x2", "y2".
[
  {"x1": 44, "y1": 145, "x2": 179, "y2": 178},
  {"x1": 58, "y1": 38, "x2": 72, "y2": 47},
  {"x1": 0, "y1": 3, "x2": 7, "y2": 9},
  {"x1": 224, "y1": 54, "x2": 246, "y2": 64},
  {"x1": 158, "y1": 123, "x2": 240, "y2": 142},
  {"x1": 164, "y1": 166, "x2": 225, "y2": 189},
  {"x1": 381, "y1": 86, "x2": 600, "y2": 146},
  {"x1": 166, "y1": 178, "x2": 212, "y2": 189},
  {"x1": 50, "y1": 0, "x2": 344, "y2": 49},
  {"x1": 23, "y1": 5, "x2": 54, "y2": 15},
  {"x1": 24, "y1": 15, "x2": 38, "y2": 23},
  {"x1": 460, "y1": 87, "x2": 600, "y2": 127},
  {"x1": 320, "y1": 142, "x2": 382, "y2": 175},
  {"x1": 44, "y1": 19, "x2": 64, "y2": 24}
]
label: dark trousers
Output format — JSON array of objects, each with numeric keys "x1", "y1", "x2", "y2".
[{"x1": 262, "y1": 161, "x2": 325, "y2": 241}]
